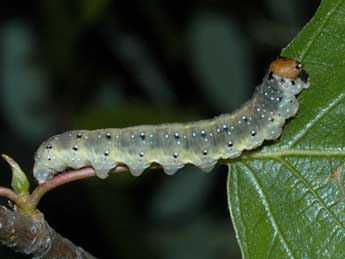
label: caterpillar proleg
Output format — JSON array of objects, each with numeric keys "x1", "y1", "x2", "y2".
[{"x1": 33, "y1": 58, "x2": 309, "y2": 183}]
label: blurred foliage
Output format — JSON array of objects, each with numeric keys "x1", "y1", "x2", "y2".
[
  {"x1": 0, "y1": 1, "x2": 318, "y2": 258},
  {"x1": 1, "y1": 21, "x2": 54, "y2": 143},
  {"x1": 188, "y1": 12, "x2": 251, "y2": 111}
]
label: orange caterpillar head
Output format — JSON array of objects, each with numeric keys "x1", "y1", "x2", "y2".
[{"x1": 269, "y1": 58, "x2": 303, "y2": 79}]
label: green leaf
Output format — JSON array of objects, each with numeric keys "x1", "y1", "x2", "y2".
[
  {"x1": 2, "y1": 154, "x2": 30, "y2": 196},
  {"x1": 227, "y1": 0, "x2": 345, "y2": 258}
]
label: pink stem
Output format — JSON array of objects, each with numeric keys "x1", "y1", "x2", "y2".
[
  {"x1": 30, "y1": 166, "x2": 129, "y2": 207},
  {"x1": 0, "y1": 187, "x2": 18, "y2": 204}
]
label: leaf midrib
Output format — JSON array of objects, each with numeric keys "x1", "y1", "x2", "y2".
[{"x1": 247, "y1": 149, "x2": 345, "y2": 160}]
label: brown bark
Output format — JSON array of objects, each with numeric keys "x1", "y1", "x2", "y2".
[
  {"x1": 0, "y1": 205, "x2": 98, "y2": 259},
  {"x1": 0, "y1": 159, "x2": 130, "y2": 258}
]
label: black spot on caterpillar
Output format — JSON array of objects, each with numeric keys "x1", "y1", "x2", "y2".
[{"x1": 33, "y1": 58, "x2": 310, "y2": 183}]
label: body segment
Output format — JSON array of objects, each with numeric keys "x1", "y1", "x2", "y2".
[{"x1": 33, "y1": 58, "x2": 309, "y2": 183}]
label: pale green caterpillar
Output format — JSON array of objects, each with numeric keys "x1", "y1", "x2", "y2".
[{"x1": 33, "y1": 58, "x2": 309, "y2": 183}]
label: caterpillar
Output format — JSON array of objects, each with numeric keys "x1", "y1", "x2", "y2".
[{"x1": 33, "y1": 58, "x2": 309, "y2": 183}]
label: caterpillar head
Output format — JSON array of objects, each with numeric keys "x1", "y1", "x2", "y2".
[
  {"x1": 269, "y1": 58, "x2": 302, "y2": 79},
  {"x1": 269, "y1": 58, "x2": 310, "y2": 96}
]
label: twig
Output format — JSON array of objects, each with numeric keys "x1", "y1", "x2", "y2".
[
  {"x1": 30, "y1": 165, "x2": 129, "y2": 208},
  {"x1": 0, "y1": 152, "x2": 138, "y2": 258},
  {"x1": 0, "y1": 160, "x2": 130, "y2": 258},
  {"x1": 0, "y1": 187, "x2": 18, "y2": 204},
  {"x1": 0, "y1": 205, "x2": 98, "y2": 258}
]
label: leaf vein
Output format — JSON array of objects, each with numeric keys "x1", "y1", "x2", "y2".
[
  {"x1": 278, "y1": 158, "x2": 345, "y2": 230},
  {"x1": 249, "y1": 149, "x2": 345, "y2": 159},
  {"x1": 227, "y1": 165, "x2": 249, "y2": 258},
  {"x1": 299, "y1": 0, "x2": 343, "y2": 61},
  {"x1": 242, "y1": 162, "x2": 297, "y2": 259},
  {"x1": 265, "y1": 232, "x2": 278, "y2": 259},
  {"x1": 288, "y1": 92, "x2": 345, "y2": 148}
]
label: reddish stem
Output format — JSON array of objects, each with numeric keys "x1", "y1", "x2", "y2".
[
  {"x1": 0, "y1": 187, "x2": 18, "y2": 204},
  {"x1": 30, "y1": 166, "x2": 129, "y2": 208}
]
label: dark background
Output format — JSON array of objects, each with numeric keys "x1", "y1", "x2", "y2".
[{"x1": 0, "y1": 1, "x2": 319, "y2": 258}]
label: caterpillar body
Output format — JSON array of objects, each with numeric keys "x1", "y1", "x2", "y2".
[{"x1": 33, "y1": 59, "x2": 309, "y2": 183}]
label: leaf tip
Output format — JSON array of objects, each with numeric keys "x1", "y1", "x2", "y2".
[{"x1": 2, "y1": 154, "x2": 30, "y2": 195}]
